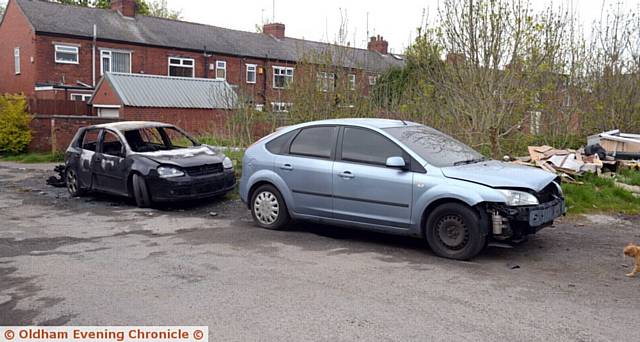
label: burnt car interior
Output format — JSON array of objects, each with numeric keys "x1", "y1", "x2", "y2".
[{"x1": 124, "y1": 127, "x2": 198, "y2": 153}]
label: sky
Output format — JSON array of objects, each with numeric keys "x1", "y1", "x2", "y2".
[{"x1": 167, "y1": 0, "x2": 640, "y2": 53}]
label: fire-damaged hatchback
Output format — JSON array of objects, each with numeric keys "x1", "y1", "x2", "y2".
[
  {"x1": 65, "y1": 121, "x2": 235, "y2": 207},
  {"x1": 240, "y1": 119, "x2": 566, "y2": 260}
]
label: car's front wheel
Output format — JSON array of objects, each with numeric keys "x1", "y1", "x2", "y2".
[
  {"x1": 66, "y1": 167, "x2": 85, "y2": 197},
  {"x1": 132, "y1": 173, "x2": 152, "y2": 208},
  {"x1": 250, "y1": 184, "x2": 290, "y2": 230},
  {"x1": 425, "y1": 203, "x2": 486, "y2": 260}
]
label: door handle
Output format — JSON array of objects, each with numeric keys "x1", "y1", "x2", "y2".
[
  {"x1": 280, "y1": 163, "x2": 293, "y2": 171},
  {"x1": 339, "y1": 171, "x2": 355, "y2": 179}
]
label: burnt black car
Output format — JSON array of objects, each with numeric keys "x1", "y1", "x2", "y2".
[{"x1": 64, "y1": 121, "x2": 236, "y2": 207}]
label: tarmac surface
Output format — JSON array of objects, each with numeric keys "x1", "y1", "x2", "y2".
[{"x1": 1, "y1": 162, "x2": 639, "y2": 341}]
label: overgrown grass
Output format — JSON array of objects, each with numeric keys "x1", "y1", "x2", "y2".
[
  {"x1": 617, "y1": 169, "x2": 640, "y2": 187},
  {"x1": 562, "y1": 173, "x2": 640, "y2": 215},
  {"x1": 0, "y1": 152, "x2": 64, "y2": 163}
]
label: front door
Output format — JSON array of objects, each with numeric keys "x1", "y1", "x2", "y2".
[
  {"x1": 275, "y1": 126, "x2": 338, "y2": 218},
  {"x1": 332, "y1": 127, "x2": 413, "y2": 228},
  {"x1": 93, "y1": 129, "x2": 128, "y2": 195}
]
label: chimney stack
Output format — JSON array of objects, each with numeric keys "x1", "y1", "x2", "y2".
[
  {"x1": 263, "y1": 23, "x2": 286, "y2": 39},
  {"x1": 367, "y1": 35, "x2": 389, "y2": 55},
  {"x1": 111, "y1": 0, "x2": 137, "y2": 18}
]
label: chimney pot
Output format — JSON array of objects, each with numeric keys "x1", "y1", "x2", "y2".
[
  {"x1": 111, "y1": 0, "x2": 137, "y2": 17},
  {"x1": 367, "y1": 35, "x2": 389, "y2": 54},
  {"x1": 263, "y1": 23, "x2": 286, "y2": 39}
]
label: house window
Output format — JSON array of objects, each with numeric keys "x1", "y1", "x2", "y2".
[
  {"x1": 14, "y1": 48, "x2": 20, "y2": 75},
  {"x1": 100, "y1": 50, "x2": 131, "y2": 75},
  {"x1": 273, "y1": 66, "x2": 294, "y2": 89},
  {"x1": 349, "y1": 74, "x2": 356, "y2": 90},
  {"x1": 271, "y1": 102, "x2": 292, "y2": 113},
  {"x1": 168, "y1": 57, "x2": 195, "y2": 77},
  {"x1": 97, "y1": 107, "x2": 120, "y2": 118},
  {"x1": 246, "y1": 64, "x2": 257, "y2": 84},
  {"x1": 70, "y1": 94, "x2": 92, "y2": 102},
  {"x1": 55, "y1": 45, "x2": 79, "y2": 64},
  {"x1": 317, "y1": 72, "x2": 335, "y2": 92},
  {"x1": 216, "y1": 61, "x2": 227, "y2": 80},
  {"x1": 368, "y1": 75, "x2": 378, "y2": 86}
]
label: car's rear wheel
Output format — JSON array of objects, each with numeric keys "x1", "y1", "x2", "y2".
[
  {"x1": 66, "y1": 167, "x2": 85, "y2": 197},
  {"x1": 425, "y1": 203, "x2": 486, "y2": 260},
  {"x1": 132, "y1": 173, "x2": 152, "y2": 208},
  {"x1": 250, "y1": 184, "x2": 290, "y2": 230}
]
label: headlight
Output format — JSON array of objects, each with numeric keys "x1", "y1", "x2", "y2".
[
  {"x1": 497, "y1": 189, "x2": 539, "y2": 206},
  {"x1": 553, "y1": 181, "x2": 564, "y2": 197},
  {"x1": 222, "y1": 156, "x2": 233, "y2": 169},
  {"x1": 157, "y1": 166, "x2": 185, "y2": 178}
]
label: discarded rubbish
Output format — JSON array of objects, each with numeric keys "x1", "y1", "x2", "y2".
[
  {"x1": 46, "y1": 164, "x2": 67, "y2": 188},
  {"x1": 588, "y1": 129, "x2": 640, "y2": 160}
]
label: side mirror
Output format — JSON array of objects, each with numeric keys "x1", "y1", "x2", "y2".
[{"x1": 386, "y1": 156, "x2": 406, "y2": 169}]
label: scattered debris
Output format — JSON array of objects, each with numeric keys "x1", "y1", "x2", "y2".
[
  {"x1": 209, "y1": 212, "x2": 218, "y2": 217},
  {"x1": 513, "y1": 145, "x2": 605, "y2": 180},
  {"x1": 46, "y1": 164, "x2": 67, "y2": 188},
  {"x1": 588, "y1": 129, "x2": 640, "y2": 160},
  {"x1": 509, "y1": 264, "x2": 521, "y2": 270}
]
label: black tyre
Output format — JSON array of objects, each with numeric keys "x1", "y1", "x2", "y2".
[
  {"x1": 250, "y1": 184, "x2": 290, "y2": 230},
  {"x1": 66, "y1": 167, "x2": 85, "y2": 197},
  {"x1": 132, "y1": 173, "x2": 152, "y2": 208},
  {"x1": 425, "y1": 203, "x2": 486, "y2": 260}
]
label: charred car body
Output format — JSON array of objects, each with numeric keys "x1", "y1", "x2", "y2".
[
  {"x1": 240, "y1": 119, "x2": 565, "y2": 260},
  {"x1": 65, "y1": 121, "x2": 235, "y2": 207}
]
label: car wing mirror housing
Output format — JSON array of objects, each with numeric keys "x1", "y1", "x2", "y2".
[{"x1": 386, "y1": 156, "x2": 406, "y2": 169}]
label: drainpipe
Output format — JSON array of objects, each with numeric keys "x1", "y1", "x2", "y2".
[
  {"x1": 203, "y1": 46, "x2": 212, "y2": 78},
  {"x1": 92, "y1": 24, "x2": 97, "y2": 87}
]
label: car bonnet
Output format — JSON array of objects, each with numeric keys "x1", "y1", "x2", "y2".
[{"x1": 440, "y1": 160, "x2": 557, "y2": 192}]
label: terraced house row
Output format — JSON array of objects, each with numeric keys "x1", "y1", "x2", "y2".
[{"x1": 0, "y1": 0, "x2": 404, "y2": 114}]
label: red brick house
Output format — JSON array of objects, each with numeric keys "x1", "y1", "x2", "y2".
[{"x1": 0, "y1": 0, "x2": 404, "y2": 111}]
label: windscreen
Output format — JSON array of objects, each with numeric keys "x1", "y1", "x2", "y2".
[
  {"x1": 124, "y1": 127, "x2": 199, "y2": 153},
  {"x1": 384, "y1": 126, "x2": 484, "y2": 167}
]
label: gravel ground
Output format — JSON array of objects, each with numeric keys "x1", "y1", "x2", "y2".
[{"x1": 0, "y1": 162, "x2": 639, "y2": 341}]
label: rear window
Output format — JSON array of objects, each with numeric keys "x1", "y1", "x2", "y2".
[
  {"x1": 82, "y1": 129, "x2": 100, "y2": 151},
  {"x1": 289, "y1": 126, "x2": 336, "y2": 159},
  {"x1": 266, "y1": 130, "x2": 298, "y2": 155}
]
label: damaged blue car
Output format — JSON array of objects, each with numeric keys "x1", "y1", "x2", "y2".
[{"x1": 240, "y1": 119, "x2": 565, "y2": 260}]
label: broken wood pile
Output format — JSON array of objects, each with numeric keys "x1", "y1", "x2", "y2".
[{"x1": 511, "y1": 146, "x2": 614, "y2": 184}]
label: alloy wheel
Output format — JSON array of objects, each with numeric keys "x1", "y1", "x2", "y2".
[{"x1": 66, "y1": 169, "x2": 78, "y2": 195}]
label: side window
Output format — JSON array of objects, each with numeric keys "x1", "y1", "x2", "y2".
[
  {"x1": 289, "y1": 127, "x2": 335, "y2": 159},
  {"x1": 82, "y1": 129, "x2": 100, "y2": 151},
  {"x1": 266, "y1": 130, "x2": 298, "y2": 155},
  {"x1": 101, "y1": 131, "x2": 125, "y2": 157},
  {"x1": 341, "y1": 127, "x2": 404, "y2": 165}
]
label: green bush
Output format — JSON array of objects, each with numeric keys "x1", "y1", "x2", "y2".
[{"x1": 0, "y1": 95, "x2": 32, "y2": 155}]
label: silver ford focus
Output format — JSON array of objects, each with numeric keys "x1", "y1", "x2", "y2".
[{"x1": 239, "y1": 119, "x2": 565, "y2": 260}]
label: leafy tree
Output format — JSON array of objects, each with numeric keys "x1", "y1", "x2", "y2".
[
  {"x1": 0, "y1": 95, "x2": 32, "y2": 155},
  {"x1": 147, "y1": 0, "x2": 181, "y2": 20},
  {"x1": 0, "y1": 2, "x2": 5, "y2": 20}
]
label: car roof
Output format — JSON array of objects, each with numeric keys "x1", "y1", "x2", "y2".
[
  {"x1": 290, "y1": 118, "x2": 421, "y2": 130},
  {"x1": 86, "y1": 121, "x2": 175, "y2": 131}
]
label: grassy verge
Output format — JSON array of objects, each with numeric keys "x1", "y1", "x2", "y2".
[
  {"x1": 0, "y1": 152, "x2": 64, "y2": 163},
  {"x1": 562, "y1": 173, "x2": 640, "y2": 215},
  {"x1": 617, "y1": 169, "x2": 640, "y2": 187}
]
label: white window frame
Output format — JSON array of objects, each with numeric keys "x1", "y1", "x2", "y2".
[
  {"x1": 216, "y1": 60, "x2": 227, "y2": 80},
  {"x1": 317, "y1": 72, "x2": 336, "y2": 92},
  {"x1": 273, "y1": 66, "x2": 294, "y2": 89},
  {"x1": 168, "y1": 57, "x2": 195, "y2": 78},
  {"x1": 14, "y1": 48, "x2": 20, "y2": 75},
  {"x1": 246, "y1": 64, "x2": 257, "y2": 84},
  {"x1": 70, "y1": 93, "x2": 92, "y2": 102},
  {"x1": 55, "y1": 44, "x2": 79, "y2": 64},
  {"x1": 100, "y1": 49, "x2": 132, "y2": 76},
  {"x1": 271, "y1": 102, "x2": 292, "y2": 113},
  {"x1": 349, "y1": 74, "x2": 356, "y2": 90},
  {"x1": 368, "y1": 75, "x2": 378, "y2": 86}
]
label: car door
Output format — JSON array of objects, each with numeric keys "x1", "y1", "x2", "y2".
[
  {"x1": 274, "y1": 126, "x2": 338, "y2": 218},
  {"x1": 332, "y1": 126, "x2": 414, "y2": 228},
  {"x1": 92, "y1": 129, "x2": 129, "y2": 195},
  {"x1": 76, "y1": 128, "x2": 101, "y2": 190}
]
